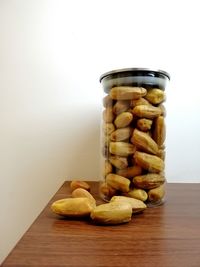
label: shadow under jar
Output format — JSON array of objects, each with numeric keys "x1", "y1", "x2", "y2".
[{"x1": 99, "y1": 68, "x2": 170, "y2": 206}]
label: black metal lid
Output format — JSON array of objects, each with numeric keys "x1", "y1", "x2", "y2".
[{"x1": 100, "y1": 68, "x2": 170, "y2": 83}]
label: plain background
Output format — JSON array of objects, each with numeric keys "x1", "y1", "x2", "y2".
[{"x1": 1, "y1": 0, "x2": 200, "y2": 263}]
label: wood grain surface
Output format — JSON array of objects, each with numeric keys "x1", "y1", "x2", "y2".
[{"x1": 1, "y1": 182, "x2": 200, "y2": 267}]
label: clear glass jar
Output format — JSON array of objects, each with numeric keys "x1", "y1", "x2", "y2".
[{"x1": 99, "y1": 68, "x2": 170, "y2": 206}]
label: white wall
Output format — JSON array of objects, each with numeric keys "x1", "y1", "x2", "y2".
[{"x1": 1, "y1": 0, "x2": 200, "y2": 263}]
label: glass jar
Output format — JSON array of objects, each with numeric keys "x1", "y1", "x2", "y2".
[{"x1": 99, "y1": 68, "x2": 170, "y2": 206}]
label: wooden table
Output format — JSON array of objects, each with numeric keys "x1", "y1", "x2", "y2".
[{"x1": 2, "y1": 182, "x2": 200, "y2": 267}]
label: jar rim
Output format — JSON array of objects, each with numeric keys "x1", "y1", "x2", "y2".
[{"x1": 99, "y1": 68, "x2": 170, "y2": 83}]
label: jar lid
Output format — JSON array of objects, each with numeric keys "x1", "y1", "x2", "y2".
[{"x1": 100, "y1": 68, "x2": 170, "y2": 82}]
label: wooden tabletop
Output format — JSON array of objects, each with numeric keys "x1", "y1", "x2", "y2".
[{"x1": 2, "y1": 182, "x2": 200, "y2": 267}]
